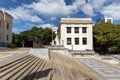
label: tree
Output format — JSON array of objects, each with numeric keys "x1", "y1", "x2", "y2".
[
  {"x1": 93, "y1": 23, "x2": 120, "y2": 54},
  {"x1": 12, "y1": 27, "x2": 56, "y2": 47},
  {"x1": 42, "y1": 28, "x2": 56, "y2": 45},
  {"x1": 12, "y1": 33, "x2": 22, "y2": 47}
]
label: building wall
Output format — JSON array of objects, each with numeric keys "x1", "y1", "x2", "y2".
[
  {"x1": 97, "y1": 17, "x2": 113, "y2": 24},
  {"x1": 59, "y1": 23, "x2": 93, "y2": 50},
  {"x1": 52, "y1": 27, "x2": 59, "y2": 45},
  {"x1": 0, "y1": 10, "x2": 12, "y2": 47}
]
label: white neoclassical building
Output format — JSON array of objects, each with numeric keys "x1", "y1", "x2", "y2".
[
  {"x1": 55, "y1": 18, "x2": 93, "y2": 51},
  {"x1": 0, "y1": 10, "x2": 13, "y2": 47}
]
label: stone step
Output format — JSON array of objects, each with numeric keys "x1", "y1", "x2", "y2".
[
  {"x1": 17, "y1": 58, "x2": 43, "y2": 80},
  {"x1": 0, "y1": 53, "x2": 29, "y2": 67},
  {"x1": 37, "y1": 61, "x2": 51, "y2": 80},
  {"x1": 33, "y1": 60, "x2": 47, "y2": 80},
  {"x1": 0, "y1": 55, "x2": 32, "y2": 72},
  {"x1": 0, "y1": 56, "x2": 36, "y2": 79},
  {"x1": 9, "y1": 57, "x2": 41, "y2": 80},
  {"x1": 25, "y1": 60, "x2": 47, "y2": 80},
  {"x1": 0, "y1": 55, "x2": 35, "y2": 78}
]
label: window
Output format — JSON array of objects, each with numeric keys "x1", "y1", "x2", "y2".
[
  {"x1": 7, "y1": 23, "x2": 9, "y2": 29},
  {"x1": 66, "y1": 27, "x2": 71, "y2": 33},
  {"x1": 54, "y1": 41, "x2": 56, "y2": 45},
  {"x1": 82, "y1": 37, "x2": 87, "y2": 45},
  {"x1": 0, "y1": 33, "x2": 1, "y2": 41},
  {"x1": 74, "y1": 27, "x2": 79, "y2": 33},
  {"x1": 6, "y1": 35, "x2": 9, "y2": 41},
  {"x1": 75, "y1": 38, "x2": 79, "y2": 45},
  {"x1": 82, "y1": 27, "x2": 87, "y2": 33},
  {"x1": 0, "y1": 21, "x2": 1, "y2": 27},
  {"x1": 107, "y1": 19, "x2": 112, "y2": 23},
  {"x1": 67, "y1": 38, "x2": 71, "y2": 45}
]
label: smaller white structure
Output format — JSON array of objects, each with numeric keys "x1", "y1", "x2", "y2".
[
  {"x1": 51, "y1": 27, "x2": 59, "y2": 45},
  {"x1": 97, "y1": 17, "x2": 113, "y2": 24}
]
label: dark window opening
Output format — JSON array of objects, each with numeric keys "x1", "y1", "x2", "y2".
[
  {"x1": 0, "y1": 21, "x2": 1, "y2": 27},
  {"x1": 82, "y1": 27, "x2": 87, "y2": 33},
  {"x1": 75, "y1": 38, "x2": 79, "y2": 45},
  {"x1": 6, "y1": 35, "x2": 9, "y2": 41},
  {"x1": 66, "y1": 27, "x2": 71, "y2": 33},
  {"x1": 83, "y1": 38, "x2": 87, "y2": 45},
  {"x1": 7, "y1": 23, "x2": 9, "y2": 29},
  {"x1": 74, "y1": 27, "x2": 79, "y2": 33},
  {"x1": 67, "y1": 38, "x2": 71, "y2": 45},
  {"x1": 107, "y1": 19, "x2": 112, "y2": 23}
]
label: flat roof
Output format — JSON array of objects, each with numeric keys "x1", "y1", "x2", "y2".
[
  {"x1": 0, "y1": 10, "x2": 13, "y2": 18},
  {"x1": 59, "y1": 18, "x2": 93, "y2": 24}
]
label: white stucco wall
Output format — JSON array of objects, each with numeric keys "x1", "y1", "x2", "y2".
[
  {"x1": 0, "y1": 10, "x2": 12, "y2": 46},
  {"x1": 60, "y1": 23, "x2": 93, "y2": 50},
  {"x1": 52, "y1": 27, "x2": 59, "y2": 45}
]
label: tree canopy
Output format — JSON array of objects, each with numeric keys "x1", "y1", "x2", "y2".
[
  {"x1": 12, "y1": 27, "x2": 55, "y2": 47},
  {"x1": 93, "y1": 23, "x2": 120, "y2": 54}
]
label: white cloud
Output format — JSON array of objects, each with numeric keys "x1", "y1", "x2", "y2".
[
  {"x1": 13, "y1": 27, "x2": 29, "y2": 34},
  {"x1": 81, "y1": 4, "x2": 94, "y2": 16},
  {"x1": 26, "y1": 23, "x2": 55, "y2": 28},
  {"x1": 1, "y1": 6, "x2": 42, "y2": 23},
  {"x1": 39, "y1": 23, "x2": 55, "y2": 28},
  {"x1": 1, "y1": 0, "x2": 108, "y2": 21},
  {"x1": 12, "y1": 0, "x2": 17, "y2": 3},
  {"x1": 101, "y1": 3, "x2": 120, "y2": 21},
  {"x1": 1, "y1": 0, "x2": 120, "y2": 23},
  {"x1": 24, "y1": 0, "x2": 78, "y2": 18}
]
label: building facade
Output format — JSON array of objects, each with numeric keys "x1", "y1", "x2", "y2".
[
  {"x1": 97, "y1": 17, "x2": 113, "y2": 24},
  {"x1": 58, "y1": 18, "x2": 93, "y2": 50},
  {"x1": 0, "y1": 10, "x2": 13, "y2": 47},
  {"x1": 51, "y1": 27, "x2": 59, "y2": 46}
]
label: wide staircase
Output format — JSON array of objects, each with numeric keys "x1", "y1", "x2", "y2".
[{"x1": 0, "y1": 53, "x2": 51, "y2": 80}]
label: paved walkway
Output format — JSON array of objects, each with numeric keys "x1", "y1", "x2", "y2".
[{"x1": 78, "y1": 58, "x2": 120, "y2": 80}]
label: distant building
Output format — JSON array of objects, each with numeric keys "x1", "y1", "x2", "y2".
[
  {"x1": 51, "y1": 27, "x2": 59, "y2": 46},
  {"x1": 0, "y1": 10, "x2": 13, "y2": 47},
  {"x1": 57, "y1": 18, "x2": 93, "y2": 50},
  {"x1": 97, "y1": 17, "x2": 113, "y2": 24}
]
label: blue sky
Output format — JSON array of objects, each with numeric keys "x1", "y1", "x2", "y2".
[{"x1": 0, "y1": 0, "x2": 120, "y2": 33}]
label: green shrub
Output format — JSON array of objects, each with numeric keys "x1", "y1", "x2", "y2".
[{"x1": 7, "y1": 44, "x2": 16, "y2": 48}]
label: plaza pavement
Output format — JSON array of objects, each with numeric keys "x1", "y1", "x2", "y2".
[{"x1": 78, "y1": 58, "x2": 120, "y2": 80}]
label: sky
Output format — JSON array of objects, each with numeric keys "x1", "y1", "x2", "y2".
[{"x1": 0, "y1": 0, "x2": 120, "y2": 34}]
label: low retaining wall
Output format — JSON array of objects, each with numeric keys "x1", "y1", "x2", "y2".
[
  {"x1": 51, "y1": 49, "x2": 71, "y2": 56},
  {"x1": 29, "y1": 48, "x2": 50, "y2": 61}
]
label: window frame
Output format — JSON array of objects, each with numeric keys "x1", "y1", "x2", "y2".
[
  {"x1": 6, "y1": 35, "x2": 9, "y2": 41},
  {"x1": 0, "y1": 20, "x2": 1, "y2": 28},
  {"x1": 82, "y1": 37, "x2": 87, "y2": 45},
  {"x1": 66, "y1": 27, "x2": 71, "y2": 33},
  {"x1": 82, "y1": 27, "x2": 87, "y2": 33},
  {"x1": 67, "y1": 38, "x2": 71, "y2": 45},
  {"x1": 74, "y1": 27, "x2": 79, "y2": 33},
  {"x1": 7, "y1": 23, "x2": 9, "y2": 29},
  {"x1": 75, "y1": 38, "x2": 79, "y2": 45}
]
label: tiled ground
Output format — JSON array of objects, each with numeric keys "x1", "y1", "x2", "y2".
[{"x1": 78, "y1": 58, "x2": 120, "y2": 80}]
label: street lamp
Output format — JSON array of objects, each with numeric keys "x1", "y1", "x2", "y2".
[
  {"x1": 51, "y1": 27, "x2": 53, "y2": 46},
  {"x1": 51, "y1": 17, "x2": 55, "y2": 46}
]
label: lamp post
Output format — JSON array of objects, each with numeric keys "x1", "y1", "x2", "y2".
[
  {"x1": 51, "y1": 26, "x2": 53, "y2": 45},
  {"x1": 51, "y1": 17, "x2": 55, "y2": 46},
  {"x1": 72, "y1": 45, "x2": 73, "y2": 51}
]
